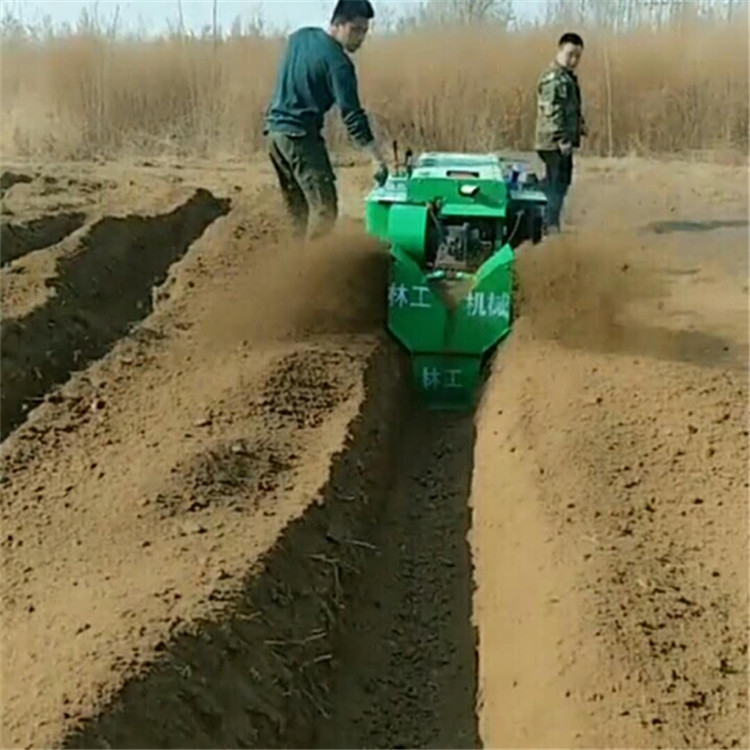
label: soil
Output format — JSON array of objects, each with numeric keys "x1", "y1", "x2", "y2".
[
  {"x1": 0, "y1": 154, "x2": 747, "y2": 749},
  {"x1": 313, "y1": 412, "x2": 480, "y2": 750}
]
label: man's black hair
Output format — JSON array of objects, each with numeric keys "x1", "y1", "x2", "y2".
[
  {"x1": 331, "y1": 0, "x2": 375, "y2": 24},
  {"x1": 558, "y1": 32, "x2": 584, "y2": 48}
]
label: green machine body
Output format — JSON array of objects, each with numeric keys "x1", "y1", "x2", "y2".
[{"x1": 365, "y1": 151, "x2": 548, "y2": 409}]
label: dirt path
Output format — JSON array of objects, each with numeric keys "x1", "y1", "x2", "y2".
[{"x1": 0, "y1": 155, "x2": 747, "y2": 749}]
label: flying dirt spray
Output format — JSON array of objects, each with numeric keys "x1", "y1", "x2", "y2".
[{"x1": 364, "y1": 145, "x2": 548, "y2": 408}]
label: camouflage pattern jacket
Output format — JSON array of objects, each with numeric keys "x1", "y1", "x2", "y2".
[{"x1": 534, "y1": 62, "x2": 587, "y2": 152}]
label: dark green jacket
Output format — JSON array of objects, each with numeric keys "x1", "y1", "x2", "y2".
[
  {"x1": 534, "y1": 62, "x2": 587, "y2": 151},
  {"x1": 264, "y1": 27, "x2": 374, "y2": 147}
]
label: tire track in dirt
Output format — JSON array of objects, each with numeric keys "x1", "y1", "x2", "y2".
[{"x1": 0, "y1": 188, "x2": 230, "y2": 439}]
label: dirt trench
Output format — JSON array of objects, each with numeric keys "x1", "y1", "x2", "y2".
[
  {"x1": 0, "y1": 211, "x2": 87, "y2": 266},
  {"x1": 0, "y1": 188, "x2": 230, "y2": 438},
  {"x1": 61, "y1": 340, "x2": 480, "y2": 750},
  {"x1": 0, "y1": 170, "x2": 33, "y2": 195},
  {"x1": 0, "y1": 168, "x2": 482, "y2": 749}
]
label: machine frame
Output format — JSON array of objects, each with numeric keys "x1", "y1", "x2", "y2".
[{"x1": 365, "y1": 148, "x2": 548, "y2": 409}]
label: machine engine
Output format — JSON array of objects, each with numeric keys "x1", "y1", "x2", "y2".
[{"x1": 430, "y1": 218, "x2": 496, "y2": 273}]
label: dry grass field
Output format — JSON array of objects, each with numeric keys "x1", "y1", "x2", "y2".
[
  {"x1": 0, "y1": 5, "x2": 747, "y2": 159},
  {"x1": 0, "y1": 2, "x2": 748, "y2": 748}
]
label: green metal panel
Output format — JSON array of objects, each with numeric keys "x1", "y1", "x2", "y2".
[
  {"x1": 407, "y1": 176, "x2": 508, "y2": 207},
  {"x1": 364, "y1": 200, "x2": 390, "y2": 239},
  {"x1": 410, "y1": 354, "x2": 484, "y2": 410},
  {"x1": 388, "y1": 244, "x2": 513, "y2": 358},
  {"x1": 387, "y1": 204, "x2": 428, "y2": 263},
  {"x1": 440, "y1": 203, "x2": 506, "y2": 218}
]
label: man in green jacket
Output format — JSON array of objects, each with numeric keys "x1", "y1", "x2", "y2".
[
  {"x1": 534, "y1": 32, "x2": 587, "y2": 233},
  {"x1": 264, "y1": 0, "x2": 388, "y2": 241}
]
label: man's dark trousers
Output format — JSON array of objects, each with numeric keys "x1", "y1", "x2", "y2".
[
  {"x1": 537, "y1": 149, "x2": 573, "y2": 231},
  {"x1": 267, "y1": 131, "x2": 338, "y2": 241}
]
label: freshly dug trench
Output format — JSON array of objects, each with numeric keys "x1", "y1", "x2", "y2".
[
  {"x1": 0, "y1": 188, "x2": 230, "y2": 439},
  {"x1": 312, "y1": 411, "x2": 480, "y2": 750},
  {"x1": 0, "y1": 211, "x2": 87, "y2": 266},
  {"x1": 0, "y1": 171, "x2": 33, "y2": 195},
  {"x1": 60, "y1": 341, "x2": 407, "y2": 749},
  {"x1": 61, "y1": 341, "x2": 480, "y2": 750}
]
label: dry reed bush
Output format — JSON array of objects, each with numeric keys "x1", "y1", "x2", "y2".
[
  {"x1": 0, "y1": 17, "x2": 746, "y2": 159},
  {"x1": 352, "y1": 21, "x2": 749, "y2": 157},
  {"x1": 353, "y1": 28, "x2": 541, "y2": 151},
  {"x1": 1, "y1": 32, "x2": 281, "y2": 158}
]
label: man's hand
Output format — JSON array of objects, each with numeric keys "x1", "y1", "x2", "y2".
[
  {"x1": 364, "y1": 141, "x2": 388, "y2": 185},
  {"x1": 559, "y1": 140, "x2": 573, "y2": 156},
  {"x1": 373, "y1": 160, "x2": 389, "y2": 186},
  {"x1": 363, "y1": 140, "x2": 389, "y2": 185}
]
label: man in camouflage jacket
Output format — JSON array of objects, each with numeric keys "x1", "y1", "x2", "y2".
[{"x1": 535, "y1": 32, "x2": 587, "y2": 232}]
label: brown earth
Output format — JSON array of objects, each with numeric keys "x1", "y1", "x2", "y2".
[
  {"x1": 0, "y1": 154, "x2": 747, "y2": 749},
  {"x1": 473, "y1": 158, "x2": 749, "y2": 749}
]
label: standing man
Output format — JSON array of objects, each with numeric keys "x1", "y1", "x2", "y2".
[
  {"x1": 264, "y1": 0, "x2": 388, "y2": 241},
  {"x1": 534, "y1": 32, "x2": 587, "y2": 233}
]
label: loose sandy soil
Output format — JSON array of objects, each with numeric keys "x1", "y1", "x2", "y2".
[{"x1": 0, "y1": 153, "x2": 747, "y2": 749}]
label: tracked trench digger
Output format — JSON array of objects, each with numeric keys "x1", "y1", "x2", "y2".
[{"x1": 365, "y1": 147, "x2": 548, "y2": 409}]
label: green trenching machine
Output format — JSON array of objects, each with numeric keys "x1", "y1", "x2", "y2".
[{"x1": 364, "y1": 148, "x2": 548, "y2": 409}]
